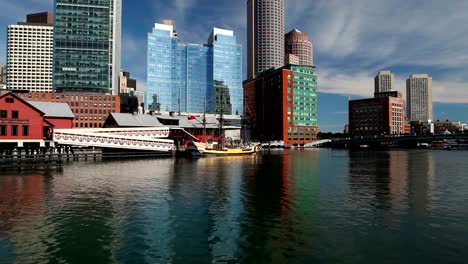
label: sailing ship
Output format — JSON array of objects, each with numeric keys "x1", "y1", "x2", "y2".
[{"x1": 187, "y1": 90, "x2": 261, "y2": 156}]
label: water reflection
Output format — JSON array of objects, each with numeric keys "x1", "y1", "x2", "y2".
[
  {"x1": 1, "y1": 150, "x2": 467, "y2": 264},
  {"x1": 237, "y1": 150, "x2": 319, "y2": 263},
  {"x1": 0, "y1": 173, "x2": 46, "y2": 263}
]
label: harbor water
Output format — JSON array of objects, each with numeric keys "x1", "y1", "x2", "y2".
[{"x1": 1, "y1": 149, "x2": 468, "y2": 263}]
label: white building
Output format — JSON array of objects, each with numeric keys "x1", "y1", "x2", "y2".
[
  {"x1": 406, "y1": 74, "x2": 433, "y2": 121},
  {"x1": 7, "y1": 15, "x2": 53, "y2": 92},
  {"x1": 374, "y1": 70, "x2": 395, "y2": 93}
]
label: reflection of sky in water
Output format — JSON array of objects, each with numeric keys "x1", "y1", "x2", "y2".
[{"x1": 0, "y1": 150, "x2": 467, "y2": 263}]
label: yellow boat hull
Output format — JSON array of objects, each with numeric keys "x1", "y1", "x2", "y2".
[{"x1": 190, "y1": 142, "x2": 261, "y2": 156}]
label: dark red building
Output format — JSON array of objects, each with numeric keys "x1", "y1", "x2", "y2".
[
  {"x1": 243, "y1": 65, "x2": 319, "y2": 145},
  {"x1": 0, "y1": 92, "x2": 73, "y2": 144},
  {"x1": 349, "y1": 95, "x2": 405, "y2": 136}
]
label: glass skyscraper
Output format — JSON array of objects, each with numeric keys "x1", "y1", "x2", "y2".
[
  {"x1": 53, "y1": 0, "x2": 122, "y2": 94},
  {"x1": 209, "y1": 28, "x2": 243, "y2": 115},
  {"x1": 147, "y1": 23, "x2": 242, "y2": 115}
]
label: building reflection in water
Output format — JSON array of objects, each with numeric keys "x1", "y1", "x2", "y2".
[
  {"x1": 0, "y1": 173, "x2": 46, "y2": 263},
  {"x1": 348, "y1": 150, "x2": 434, "y2": 212},
  {"x1": 406, "y1": 151, "x2": 435, "y2": 213},
  {"x1": 162, "y1": 156, "x2": 260, "y2": 263},
  {"x1": 237, "y1": 149, "x2": 319, "y2": 263}
]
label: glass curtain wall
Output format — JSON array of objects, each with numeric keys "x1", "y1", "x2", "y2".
[{"x1": 53, "y1": 0, "x2": 115, "y2": 93}]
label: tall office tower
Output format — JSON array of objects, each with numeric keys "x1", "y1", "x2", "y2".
[
  {"x1": 285, "y1": 28, "x2": 313, "y2": 66},
  {"x1": 6, "y1": 13, "x2": 54, "y2": 92},
  {"x1": 374, "y1": 70, "x2": 395, "y2": 94},
  {"x1": 53, "y1": 0, "x2": 122, "y2": 95},
  {"x1": 147, "y1": 22, "x2": 242, "y2": 115},
  {"x1": 406, "y1": 74, "x2": 433, "y2": 121},
  {"x1": 208, "y1": 28, "x2": 243, "y2": 115},
  {"x1": 247, "y1": 0, "x2": 285, "y2": 79}
]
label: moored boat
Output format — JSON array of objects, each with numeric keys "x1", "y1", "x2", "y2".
[{"x1": 187, "y1": 141, "x2": 261, "y2": 156}]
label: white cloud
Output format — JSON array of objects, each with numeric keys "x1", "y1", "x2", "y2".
[{"x1": 287, "y1": 0, "x2": 468, "y2": 103}]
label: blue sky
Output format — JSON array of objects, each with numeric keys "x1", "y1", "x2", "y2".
[{"x1": 1, "y1": 0, "x2": 467, "y2": 132}]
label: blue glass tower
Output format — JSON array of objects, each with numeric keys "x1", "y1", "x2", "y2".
[
  {"x1": 209, "y1": 28, "x2": 243, "y2": 115},
  {"x1": 147, "y1": 23, "x2": 242, "y2": 115}
]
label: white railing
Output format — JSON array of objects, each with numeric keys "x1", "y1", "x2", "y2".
[{"x1": 54, "y1": 128, "x2": 174, "y2": 152}]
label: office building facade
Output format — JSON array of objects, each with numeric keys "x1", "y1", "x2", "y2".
[
  {"x1": 285, "y1": 29, "x2": 313, "y2": 66},
  {"x1": 6, "y1": 13, "x2": 54, "y2": 92},
  {"x1": 147, "y1": 23, "x2": 242, "y2": 115},
  {"x1": 247, "y1": 0, "x2": 285, "y2": 79},
  {"x1": 209, "y1": 28, "x2": 243, "y2": 115},
  {"x1": 349, "y1": 95, "x2": 405, "y2": 136},
  {"x1": 243, "y1": 65, "x2": 319, "y2": 145},
  {"x1": 374, "y1": 70, "x2": 395, "y2": 93},
  {"x1": 53, "y1": 0, "x2": 121, "y2": 94},
  {"x1": 15, "y1": 91, "x2": 120, "y2": 128},
  {"x1": 406, "y1": 74, "x2": 433, "y2": 121}
]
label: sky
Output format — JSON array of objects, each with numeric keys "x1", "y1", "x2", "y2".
[{"x1": 0, "y1": 0, "x2": 467, "y2": 132}]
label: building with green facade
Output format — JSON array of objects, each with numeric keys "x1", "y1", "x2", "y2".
[
  {"x1": 243, "y1": 64, "x2": 319, "y2": 145},
  {"x1": 52, "y1": 0, "x2": 121, "y2": 95}
]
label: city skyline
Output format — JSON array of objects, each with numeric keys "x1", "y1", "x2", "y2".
[{"x1": 0, "y1": 0, "x2": 467, "y2": 131}]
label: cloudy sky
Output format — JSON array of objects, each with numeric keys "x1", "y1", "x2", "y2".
[{"x1": 1, "y1": 0, "x2": 467, "y2": 131}]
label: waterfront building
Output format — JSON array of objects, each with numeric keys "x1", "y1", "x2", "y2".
[
  {"x1": 147, "y1": 22, "x2": 242, "y2": 115},
  {"x1": 247, "y1": 0, "x2": 285, "y2": 79},
  {"x1": 0, "y1": 92, "x2": 74, "y2": 145},
  {"x1": 53, "y1": 0, "x2": 122, "y2": 94},
  {"x1": 14, "y1": 91, "x2": 120, "y2": 128},
  {"x1": 285, "y1": 29, "x2": 313, "y2": 66},
  {"x1": 349, "y1": 93, "x2": 405, "y2": 136},
  {"x1": 6, "y1": 13, "x2": 53, "y2": 92},
  {"x1": 374, "y1": 70, "x2": 395, "y2": 93},
  {"x1": 406, "y1": 74, "x2": 433, "y2": 121},
  {"x1": 104, "y1": 112, "x2": 242, "y2": 144},
  {"x1": 243, "y1": 65, "x2": 319, "y2": 145}
]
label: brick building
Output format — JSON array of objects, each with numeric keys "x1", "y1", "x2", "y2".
[
  {"x1": 349, "y1": 95, "x2": 405, "y2": 136},
  {"x1": 243, "y1": 65, "x2": 319, "y2": 145},
  {"x1": 14, "y1": 91, "x2": 120, "y2": 128}
]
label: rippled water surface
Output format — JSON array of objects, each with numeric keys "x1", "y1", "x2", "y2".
[{"x1": 1, "y1": 149, "x2": 468, "y2": 263}]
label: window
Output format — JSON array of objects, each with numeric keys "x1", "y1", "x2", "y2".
[
  {"x1": 11, "y1": 125, "x2": 18, "y2": 136},
  {"x1": 5, "y1": 98, "x2": 14, "y2": 103},
  {"x1": 12, "y1": 111, "x2": 19, "y2": 119},
  {"x1": 22, "y1": 125, "x2": 29, "y2": 136},
  {"x1": 0, "y1": 110, "x2": 6, "y2": 118},
  {"x1": 0, "y1": 125, "x2": 6, "y2": 136}
]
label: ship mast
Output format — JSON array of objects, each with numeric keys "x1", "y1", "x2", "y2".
[{"x1": 219, "y1": 90, "x2": 224, "y2": 148}]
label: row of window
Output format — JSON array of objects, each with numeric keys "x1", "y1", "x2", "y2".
[
  {"x1": 0, "y1": 109, "x2": 19, "y2": 119},
  {"x1": 0, "y1": 125, "x2": 29, "y2": 137}
]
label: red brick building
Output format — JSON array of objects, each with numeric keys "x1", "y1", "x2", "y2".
[
  {"x1": 243, "y1": 65, "x2": 319, "y2": 145},
  {"x1": 0, "y1": 92, "x2": 73, "y2": 143},
  {"x1": 349, "y1": 95, "x2": 405, "y2": 136},
  {"x1": 14, "y1": 91, "x2": 120, "y2": 128}
]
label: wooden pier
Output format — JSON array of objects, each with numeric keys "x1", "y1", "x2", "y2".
[{"x1": 0, "y1": 146, "x2": 103, "y2": 172}]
